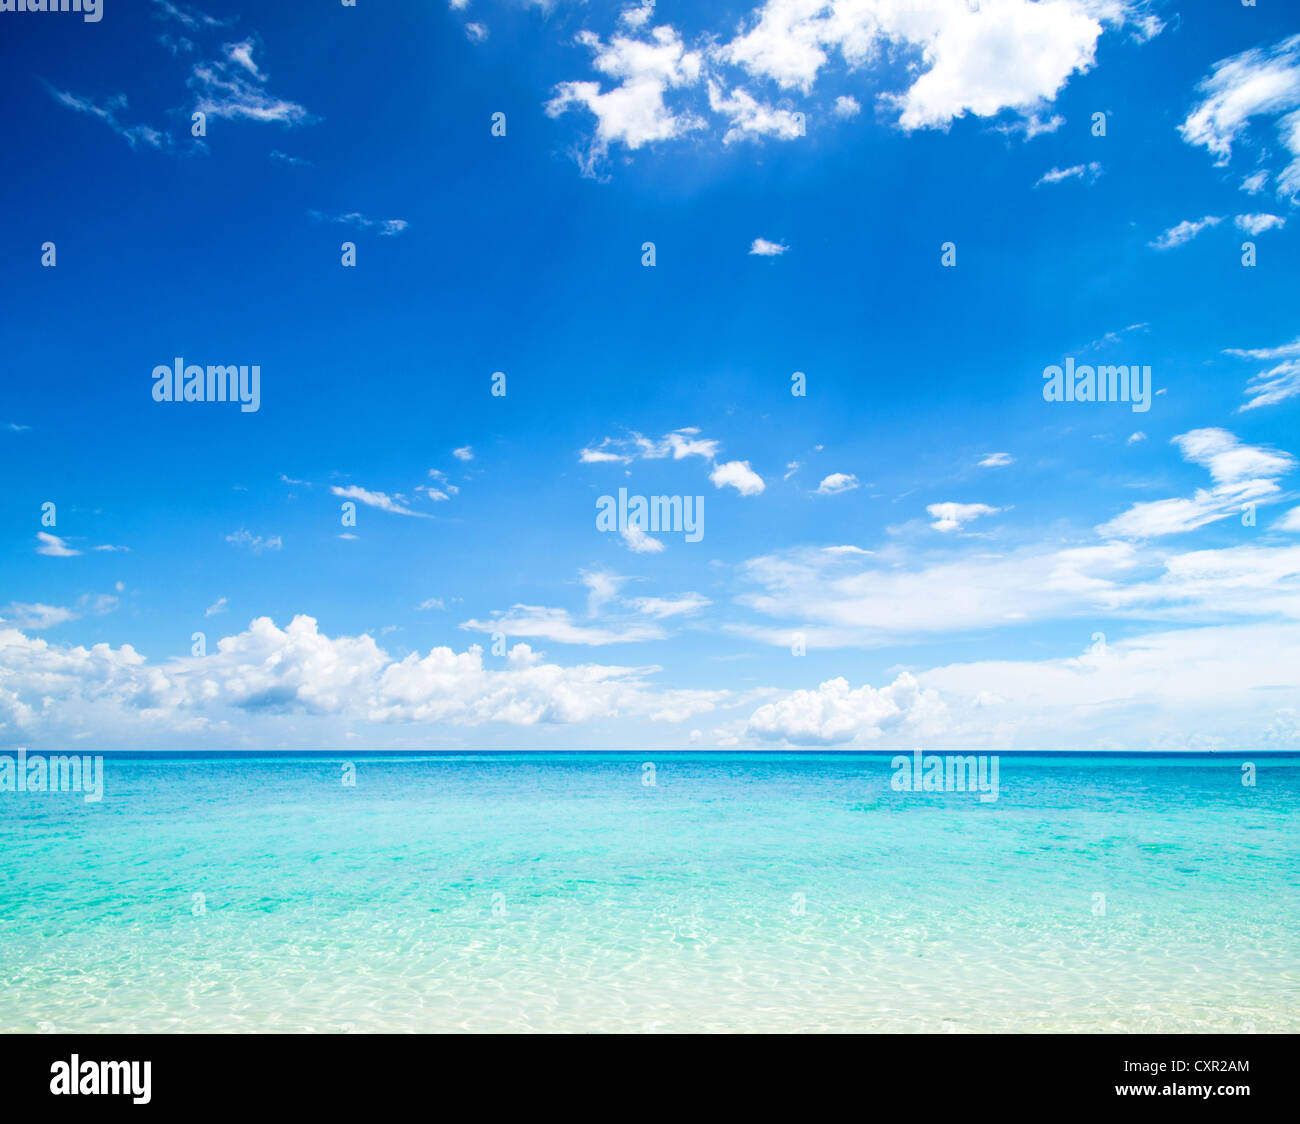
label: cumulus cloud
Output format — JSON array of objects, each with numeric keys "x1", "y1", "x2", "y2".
[
  {"x1": 709, "y1": 84, "x2": 805, "y2": 143},
  {"x1": 546, "y1": 24, "x2": 705, "y2": 174},
  {"x1": 0, "y1": 615, "x2": 727, "y2": 747},
  {"x1": 711, "y1": 459, "x2": 766, "y2": 495},
  {"x1": 746, "y1": 672, "x2": 947, "y2": 745},
  {"x1": 927, "y1": 501, "x2": 999, "y2": 532},
  {"x1": 748, "y1": 237, "x2": 790, "y2": 255},
  {"x1": 832, "y1": 94, "x2": 860, "y2": 118},
  {"x1": 815, "y1": 472, "x2": 859, "y2": 495},
  {"x1": 547, "y1": 1, "x2": 1156, "y2": 171},
  {"x1": 1234, "y1": 213, "x2": 1286, "y2": 235}
]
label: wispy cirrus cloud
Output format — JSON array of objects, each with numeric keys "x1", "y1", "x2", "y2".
[
  {"x1": 1148, "y1": 215, "x2": 1221, "y2": 250},
  {"x1": 1098, "y1": 429, "x2": 1295, "y2": 538},
  {"x1": 310, "y1": 211, "x2": 409, "y2": 236},
  {"x1": 190, "y1": 39, "x2": 312, "y2": 125},
  {"x1": 44, "y1": 87, "x2": 169, "y2": 150},
  {"x1": 330, "y1": 485, "x2": 429, "y2": 517},
  {"x1": 1225, "y1": 337, "x2": 1300, "y2": 411},
  {"x1": 225, "y1": 529, "x2": 283, "y2": 553},
  {"x1": 1179, "y1": 32, "x2": 1300, "y2": 198},
  {"x1": 1034, "y1": 161, "x2": 1102, "y2": 187}
]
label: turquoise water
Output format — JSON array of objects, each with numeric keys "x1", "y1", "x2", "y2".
[{"x1": 1, "y1": 753, "x2": 1296, "y2": 1033}]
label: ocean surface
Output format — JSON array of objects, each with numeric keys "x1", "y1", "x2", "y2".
[{"x1": 1, "y1": 753, "x2": 1296, "y2": 1033}]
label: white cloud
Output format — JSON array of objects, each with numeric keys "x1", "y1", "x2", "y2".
[
  {"x1": 452, "y1": 445, "x2": 474, "y2": 461},
  {"x1": 582, "y1": 569, "x2": 627, "y2": 615},
  {"x1": 190, "y1": 40, "x2": 311, "y2": 125},
  {"x1": 1234, "y1": 212, "x2": 1286, "y2": 235},
  {"x1": 1033, "y1": 161, "x2": 1102, "y2": 186},
  {"x1": 746, "y1": 672, "x2": 946, "y2": 745},
  {"x1": 994, "y1": 110, "x2": 1064, "y2": 139},
  {"x1": 225, "y1": 529, "x2": 283, "y2": 553},
  {"x1": 581, "y1": 428, "x2": 720, "y2": 464},
  {"x1": 417, "y1": 597, "x2": 446, "y2": 611},
  {"x1": 580, "y1": 448, "x2": 630, "y2": 464},
  {"x1": 150, "y1": 1, "x2": 228, "y2": 31},
  {"x1": 1148, "y1": 215, "x2": 1221, "y2": 250},
  {"x1": 1241, "y1": 169, "x2": 1268, "y2": 194},
  {"x1": 914, "y1": 621, "x2": 1300, "y2": 749},
  {"x1": 709, "y1": 83, "x2": 805, "y2": 143},
  {"x1": 45, "y1": 87, "x2": 168, "y2": 150},
  {"x1": 621, "y1": 524, "x2": 667, "y2": 553},
  {"x1": 330, "y1": 485, "x2": 429, "y2": 518},
  {"x1": 748, "y1": 236, "x2": 790, "y2": 255},
  {"x1": 629, "y1": 592, "x2": 711, "y2": 618},
  {"x1": 1098, "y1": 428, "x2": 1295, "y2": 538},
  {"x1": 1178, "y1": 34, "x2": 1300, "y2": 196},
  {"x1": 732, "y1": 533, "x2": 1300, "y2": 653},
  {"x1": 1277, "y1": 506, "x2": 1300, "y2": 533},
  {"x1": 979, "y1": 452, "x2": 1014, "y2": 467},
  {"x1": 1127, "y1": 431, "x2": 1147, "y2": 445},
  {"x1": 465, "y1": 22, "x2": 488, "y2": 44},
  {"x1": 1225, "y1": 336, "x2": 1300, "y2": 411},
  {"x1": 0, "y1": 615, "x2": 727, "y2": 746},
  {"x1": 205, "y1": 597, "x2": 228, "y2": 617},
  {"x1": 815, "y1": 472, "x2": 859, "y2": 495},
  {"x1": 832, "y1": 94, "x2": 860, "y2": 119},
  {"x1": 36, "y1": 533, "x2": 80, "y2": 557},
  {"x1": 546, "y1": 1, "x2": 1155, "y2": 171},
  {"x1": 310, "y1": 211, "x2": 409, "y2": 236},
  {"x1": 461, "y1": 605, "x2": 663, "y2": 646},
  {"x1": 620, "y1": 1, "x2": 655, "y2": 30},
  {"x1": 927, "y1": 501, "x2": 999, "y2": 532},
  {"x1": 546, "y1": 24, "x2": 705, "y2": 173},
  {"x1": 711, "y1": 459, "x2": 766, "y2": 495},
  {"x1": 1, "y1": 603, "x2": 78, "y2": 630}
]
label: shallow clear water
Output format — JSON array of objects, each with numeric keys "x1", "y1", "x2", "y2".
[{"x1": 1, "y1": 753, "x2": 1296, "y2": 1033}]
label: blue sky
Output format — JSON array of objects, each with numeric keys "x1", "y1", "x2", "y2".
[{"x1": 2, "y1": 0, "x2": 1299, "y2": 751}]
